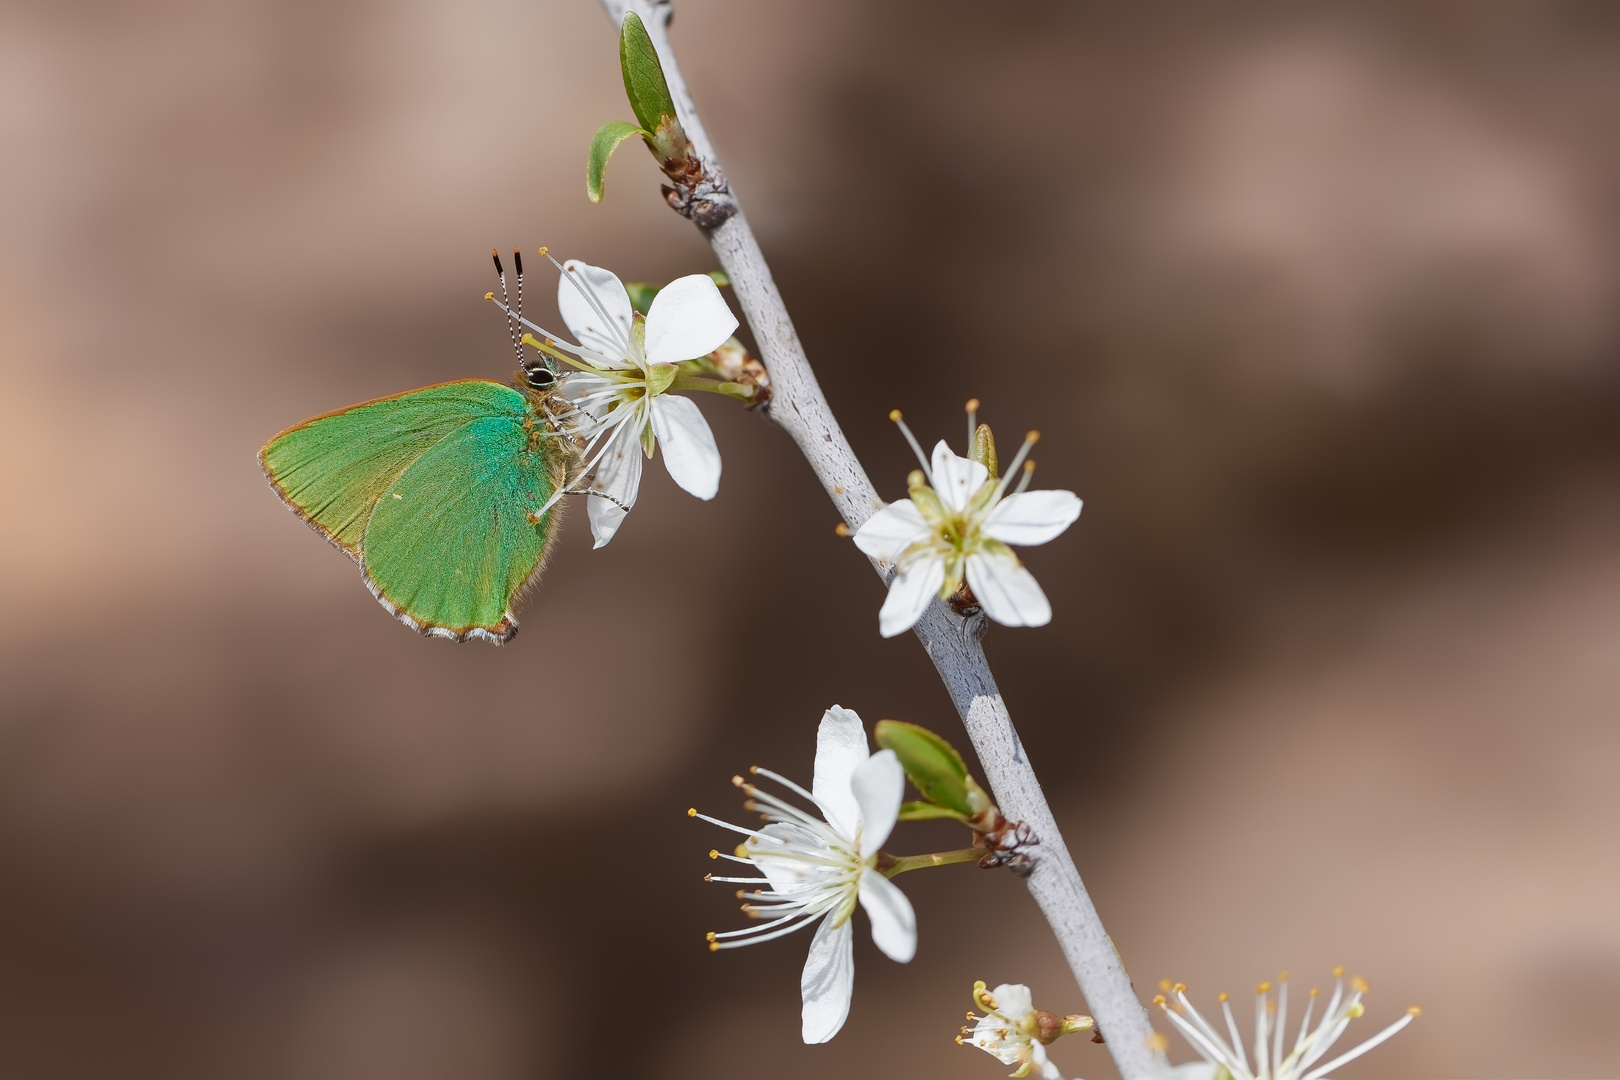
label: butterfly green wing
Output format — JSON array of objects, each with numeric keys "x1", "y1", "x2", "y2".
[{"x1": 260, "y1": 379, "x2": 564, "y2": 642}]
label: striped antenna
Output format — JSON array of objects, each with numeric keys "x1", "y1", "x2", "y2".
[{"x1": 492, "y1": 248, "x2": 523, "y2": 366}]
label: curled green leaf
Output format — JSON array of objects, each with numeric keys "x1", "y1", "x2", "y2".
[
  {"x1": 587, "y1": 119, "x2": 651, "y2": 204},
  {"x1": 876, "y1": 720, "x2": 985, "y2": 818},
  {"x1": 619, "y1": 12, "x2": 678, "y2": 136}
]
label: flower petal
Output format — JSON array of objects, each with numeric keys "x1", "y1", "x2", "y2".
[
  {"x1": 558, "y1": 260, "x2": 634, "y2": 360},
  {"x1": 1033, "y1": 1042, "x2": 1062, "y2": 1080},
  {"x1": 643, "y1": 273, "x2": 739, "y2": 365},
  {"x1": 812, "y1": 706, "x2": 869, "y2": 840},
  {"x1": 966, "y1": 552, "x2": 1052, "y2": 627},
  {"x1": 990, "y1": 983, "x2": 1034, "y2": 1020},
  {"x1": 648, "y1": 395, "x2": 721, "y2": 500},
  {"x1": 851, "y1": 500, "x2": 931, "y2": 563},
  {"x1": 857, "y1": 869, "x2": 916, "y2": 963},
  {"x1": 983, "y1": 489, "x2": 1082, "y2": 547},
  {"x1": 586, "y1": 423, "x2": 644, "y2": 548},
  {"x1": 800, "y1": 912, "x2": 855, "y2": 1044},
  {"x1": 878, "y1": 556, "x2": 945, "y2": 638},
  {"x1": 930, "y1": 440, "x2": 989, "y2": 513},
  {"x1": 850, "y1": 749, "x2": 903, "y2": 855}
]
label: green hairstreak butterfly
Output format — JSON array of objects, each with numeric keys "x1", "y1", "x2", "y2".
[{"x1": 260, "y1": 250, "x2": 582, "y2": 643}]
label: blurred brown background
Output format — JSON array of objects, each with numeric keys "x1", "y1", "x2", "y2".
[{"x1": 1, "y1": 0, "x2": 1618, "y2": 1076}]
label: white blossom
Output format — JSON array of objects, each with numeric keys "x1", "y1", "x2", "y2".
[
  {"x1": 492, "y1": 257, "x2": 737, "y2": 547},
  {"x1": 691, "y1": 706, "x2": 917, "y2": 1044},
  {"x1": 960, "y1": 982, "x2": 1069, "y2": 1080},
  {"x1": 1152, "y1": 970, "x2": 1420, "y2": 1080},
  {"x1": 853, "y1": 418, "x2": 1081, "y2": 637}
]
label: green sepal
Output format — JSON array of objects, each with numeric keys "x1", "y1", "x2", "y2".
[
  {"x1": 875, "y1": 720, "x2": 989, "y2": 818},
  {"x1": 972, "y1": 422, "x2": 999, "y2": 478},
  {"x1": 896, "y1": 800, "x2": 970, "y2": 823},
  {"x1": 587, "y1": 119, "x2": 652, "y2": 204},
  {"x1": 706, "y1": 270, "x2": 730, "y2": 288},
  {"x1": 645, "y1": 363, "x2": 678, "y2": 397},
  {"x1": 619, "y1": 12, "x2": 678, "y2": 139}
]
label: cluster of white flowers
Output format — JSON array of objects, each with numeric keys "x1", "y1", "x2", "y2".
[
  {"x1": 494, "y1": 262, "x2": 1420, "y2": 1080},
  {"x1": 690, "y1": 706, "x2": 916, "y2": 1043}
]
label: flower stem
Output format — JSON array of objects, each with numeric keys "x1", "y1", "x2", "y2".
[
  {"x1": 668, "y1": 374, "x2": 756, "y2": 401},
  {"x1": 880, "y1": 847, "x2": 983, "y2": 878}
]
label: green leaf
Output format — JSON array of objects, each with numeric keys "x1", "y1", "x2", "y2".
[
  {"x1": 619, "y1": 12, "x2": 677, "y2": 136},
  {"x1": 875, "y1": 720, "x2": 977, "y2": 817},
  {"x1": 896, "y1": 800, "x2": 970, "y2": 823},
  {"x1": 587, "y1": 119, "x2": 650, "y2": 204},
  {"x1": 706, "y1": 270, "x2": 730, "y2": 288}
]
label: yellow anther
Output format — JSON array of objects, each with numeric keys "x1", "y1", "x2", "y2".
[
  {"x1": 708, "y1": 942, "x2": 720, "y2": 952},
  {"x1": 687, "y1": 807, "x2": 696, "y2": 817},
  {"x1": 536, "y1": 246, "x2": 549, "y2": 257},
  {"x1": 1348, "y1": 1002, "x2": 1365, "y2": 1019},
  {"x1": 705, "y1": 931, "x2": 716, "y2": 941},
  {"x1": 889, "y1": 409, "x2": 903, "y2": 422},
  {"x1": 1217, "y1": 992, "x2": 1229, "y2": 1003},
  {"x1": 834, "y1": 522, "x2": 850, "y2": 537},
  {"x1": 1173, "y1": 982, "x2": 1186, "y2": 994},
  {"x1": 1159, "y1": 979, "x2": 1171, "y2": 991},
  {"x1": 734, "y1": 889, "x2": 745, "y2": 899},
  {"x1": 966, "y1": 1012, "x2": 976, "y2": 1020},
  {"x1": 954, "y1": 1035, "x2": 965, "y2": 1045},
  {"x1": 1152, "y1": 994, "x2": 1167, "y2": 1007},
  {"x1": 1023, "y1": 460, "x2": 1035, "y2": 472},
  {"x1": 1256, "y1": 982, "x2": 1271, "y2": 994},
  {"x1": 965, "y1": 398, "x2": 980, "y2": 413},
  {"x1": 702, "y1": 874, "x2": 712, "y2": 882},
  {"x1": 484, "y1": 291, "x2": 495, "y2": 301},
  {"x1": 1309, "y1": 987, "x2": 1320, "y2": 997},
  {"x1": 708, "y1": 849, "x2": 719, "y2": 859},
  {"x1": 1407, "y1": 1005, "x2": 1423, "y2": 1017},
  {"x1": 1147, "y1": 1032, "x2": 1170, "y2": 1053},
  {"x1": 731, "y1": 775, "x2": 745, "y2": 787},
  {"x1": 1333, "y1": 965, "x2": 1345, "y2": 978},
  {"x1": 1026, "y1": 430, "x2": 1040, "y2": 444},
  {"x1": 1351, "y1": 976, "x2": 1369, "y2": 993},
  {"x1": 1278, "y1": 971, "x2": 1290, "y2": 982},
  {"x1": 748, "y1": 765, "x2": 761, "y2": 774}
]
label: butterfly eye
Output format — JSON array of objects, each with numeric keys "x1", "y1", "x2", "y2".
[{"x1": 523, "y1": 364, "x2": 557, "y2": 389}]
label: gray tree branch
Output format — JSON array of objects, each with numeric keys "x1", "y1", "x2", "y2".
[{"x1": 595, "y1": 2, "x2": 1164, "y2": 1075}]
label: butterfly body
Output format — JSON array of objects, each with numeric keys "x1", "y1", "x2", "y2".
[{"x1": 260, "y1": 377, "x2": 575, "y2": 643}]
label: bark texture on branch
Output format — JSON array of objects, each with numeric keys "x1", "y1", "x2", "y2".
[{"x1": 595, "y1": 3, "x2": 1164, "y2": 1075}]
